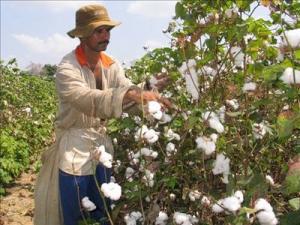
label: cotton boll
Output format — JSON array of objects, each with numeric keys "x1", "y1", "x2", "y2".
[
  {"x1": 124, "y1": 211, "x2": 143, "y2": 225},
  {"x1": 95, "y1": 145, "x2": 113, "y2": 168},
  {"x1": 280, "y1": 67, "x2": 300, "y2": 84},
  {"x1": 226, "y1": 99, "x2": 239, "y2": 110},
  {"x1": 256, "y1": 211, "x2": 278, "y2": 225},
  {"x1": 166, "y1": 142, "x2": 177, "y2": 156},
  {"x1": 266, "y1": 175, "x2": 275, "y2": 186},
  {"x1": 234, "y1": 190, "x2": 244, "y2": 203},
  {"x1": 222, "y1": 196, "x2": 241, "y2": 213},
  {"x1": 148, "y1": 101, "x2": 163, "y2": 120},
  {"x1": 125, "y1": 167, "x2": 134, "y2": 182},
  {"x1": 81, "y1": 197, "x2": 96, "y2": 211},
  {"x1": 210, "y1": 133, "x2": 218, "y2": 143},
  {"x1": 195, "y1": 136, "x2": 216, "y2": 155},
  {"x1": 155, "y1": 211, "x2": 168, "y2": 225},
  {"x1": 165, "y1": 129, "x2": 180, "y2": 141},
  {"x1": 282, "y1": 29, "x2": 300, "y2": 49},
  {"x1": 142, "y1": 169, "x2": 155, "y2": 187},
  {"x1": 255, "y1": 198, "x2": 274, "y2": 213},
  {"x1": 225, "y1": 7, "x2": 239, "y2": 18},
  {"x1": 159, "y1": 113, "x2": 172, "y2": 124},
  {"x1": 188, "y1": 190, "x2": 201, "y2": 201},
  {"x1": 144, "y1": 129, "x2": 160, "y2": 144},
  {"x1": 173, "y1": 212, "x2": 197, "y2": 225},
  {"x1": 101, "y1": 182, "x2": 122, "y2": 201},
  {"x1": 212, "y1": 200, "x2": 224, "y2": 213},
  {"x1": 209, "y1": 117, "x2": 225, "y2": 133},
  {"x1": 253, "y1": 122, "x2": 269, "y2": 139},
  {"x1": 212, "y1": 153, "x2": 230, "y2": 184},
  {"x1": 201, "y1": 196, "x2": 211, "y2": 206},
  {"x1": 242, "y1": 82, "x2": 257, "y2": 92},
  {"x1": 184, "y1": 73, "x2": 199, "y2": 100},
  {"x1": 149, "y1": 76, "x2": 158, "y2": 89},
  {"x1": 231, "y1": 46, "x2": 244, "y2": 68},
  {"x1": 135, "y1": 125, "x2": 149, "y2": 141}
]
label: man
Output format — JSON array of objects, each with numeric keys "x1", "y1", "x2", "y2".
[{"x1": 34, "y1": 4, "x2": 170, "y2": 225}]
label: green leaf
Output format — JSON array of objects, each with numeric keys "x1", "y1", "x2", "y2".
[
  {"x1": 279, "y1": 210, "x2": 300, "y2": 225},
  {"x1": 294, "y1": 49, "x2": 300, "y2": 60},
  {"x1": 289, "y1": 198, "x2": 300, "y2": 211},
  {"x1": 175, "y1": 2, "x2": 185, "y2": 19}
]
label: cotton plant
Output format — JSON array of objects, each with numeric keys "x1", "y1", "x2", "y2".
[
  {"x1": 212, "y1": 190, "x2": 244, "y2": 214},
  {"x1": 173, "y1": 212, "x2": 199, "y2": 225},
  {"x1": 212, "y1": 153, "x2": 231, "y2": 184},
  {"x1": 280, "y1": 67, "x2": 300, "y2": 84},
  {"x1": 202, "y1": 111, "x2": 225, "y2": 133},
  {"x1": 101, "y1": 182, "x2": 122, "y2": 201},
  {"x1": 254, "y1": 198, "x2": 278, "y2": 225},
  {"x1": 93, "y1": 145, "x2": 113, "y2": 168},
  {"x1": 195, "y1": 133, "x2": 218, "y2": 156}
]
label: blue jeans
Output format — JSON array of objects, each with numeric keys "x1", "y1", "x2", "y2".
[{"x1": 59, "y1": 165, "x2": 111, "y2": 225}]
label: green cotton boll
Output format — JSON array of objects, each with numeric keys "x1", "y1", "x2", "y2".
[{"x1": 284, "y1": 170, "x2": 300, "y2": 195}]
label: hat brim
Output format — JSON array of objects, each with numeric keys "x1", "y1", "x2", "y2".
[{"x1": 67, "y1": 20, "x2": 121, "y2": 38}]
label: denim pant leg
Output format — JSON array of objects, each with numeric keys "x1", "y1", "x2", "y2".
[
  {"x1": 59, "y1": 170, "x2": 88, "y2": 225},
  {"x1": 88, "y1": 164, "x2": 111, "y2": 223}
]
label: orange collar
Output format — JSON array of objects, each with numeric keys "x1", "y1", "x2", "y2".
[{"x1": 75, "y1": 44, "x2": 114, "y2": 69}]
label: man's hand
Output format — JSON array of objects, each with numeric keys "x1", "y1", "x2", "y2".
[
  {"x1": 124, "y1": 88, "x2": 172, "y2": 109},
  {"x1": 147, "y1": 73, "x2": 171, "y2": 92}
]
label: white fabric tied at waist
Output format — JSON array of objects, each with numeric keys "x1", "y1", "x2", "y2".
[{"x1": 58, "y1": 127, "x2": 114, "y2": 176}]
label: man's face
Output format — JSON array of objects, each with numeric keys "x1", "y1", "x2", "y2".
[{"x1": 84, "y1": 25, "x2": 112, "y2": 52}]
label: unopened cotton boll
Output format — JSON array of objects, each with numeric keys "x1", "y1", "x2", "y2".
[
  {"x1": 280, "y1": 67, "x2": 300, "y2": 84},
  {"x1": 155, "y1": 211, "x2": 168, "y2": 225},
  {"x1": 101, "y1": 182, "x2": 122, "y2": 201},
  {"x1": 242, "y1": 82, "x2": 257, "y2": 92},
  {"x1": 81, "y1": 197, "x2": 96, "y2": 211}
]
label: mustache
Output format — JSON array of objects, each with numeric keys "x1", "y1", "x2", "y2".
[{"x1": 98, "y1": 40, "x2": 109, "y2": 45}]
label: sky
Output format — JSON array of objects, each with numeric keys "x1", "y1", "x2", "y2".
[{"x1": 1, "y1": 1, "x2": 269, "y2": 70}]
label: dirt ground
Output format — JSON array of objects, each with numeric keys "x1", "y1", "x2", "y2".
[{"x1": 0, "y1": 171, "x2": 36, "y2": 225}]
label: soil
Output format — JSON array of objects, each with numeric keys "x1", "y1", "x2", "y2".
[{"x1": 0, "y1": 171, "x2": 36, "y2": 225}]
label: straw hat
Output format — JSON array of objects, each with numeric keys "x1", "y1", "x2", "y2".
[{"x1": 67, "y1": 4, "x2": 121, "y2": 38}]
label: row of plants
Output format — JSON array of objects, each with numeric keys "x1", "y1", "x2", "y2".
[{"x1": 0, "y1": 59, "x2": 57, "y2": 195}]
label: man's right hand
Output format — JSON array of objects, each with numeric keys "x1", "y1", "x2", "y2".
[{"x1": 124, "y1": 89, "x2": 172, "y2": 110}]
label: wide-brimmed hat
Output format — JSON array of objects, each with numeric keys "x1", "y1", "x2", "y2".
[{"x1": 67, "y1": 4, "x2": 121, "y2": 38}]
